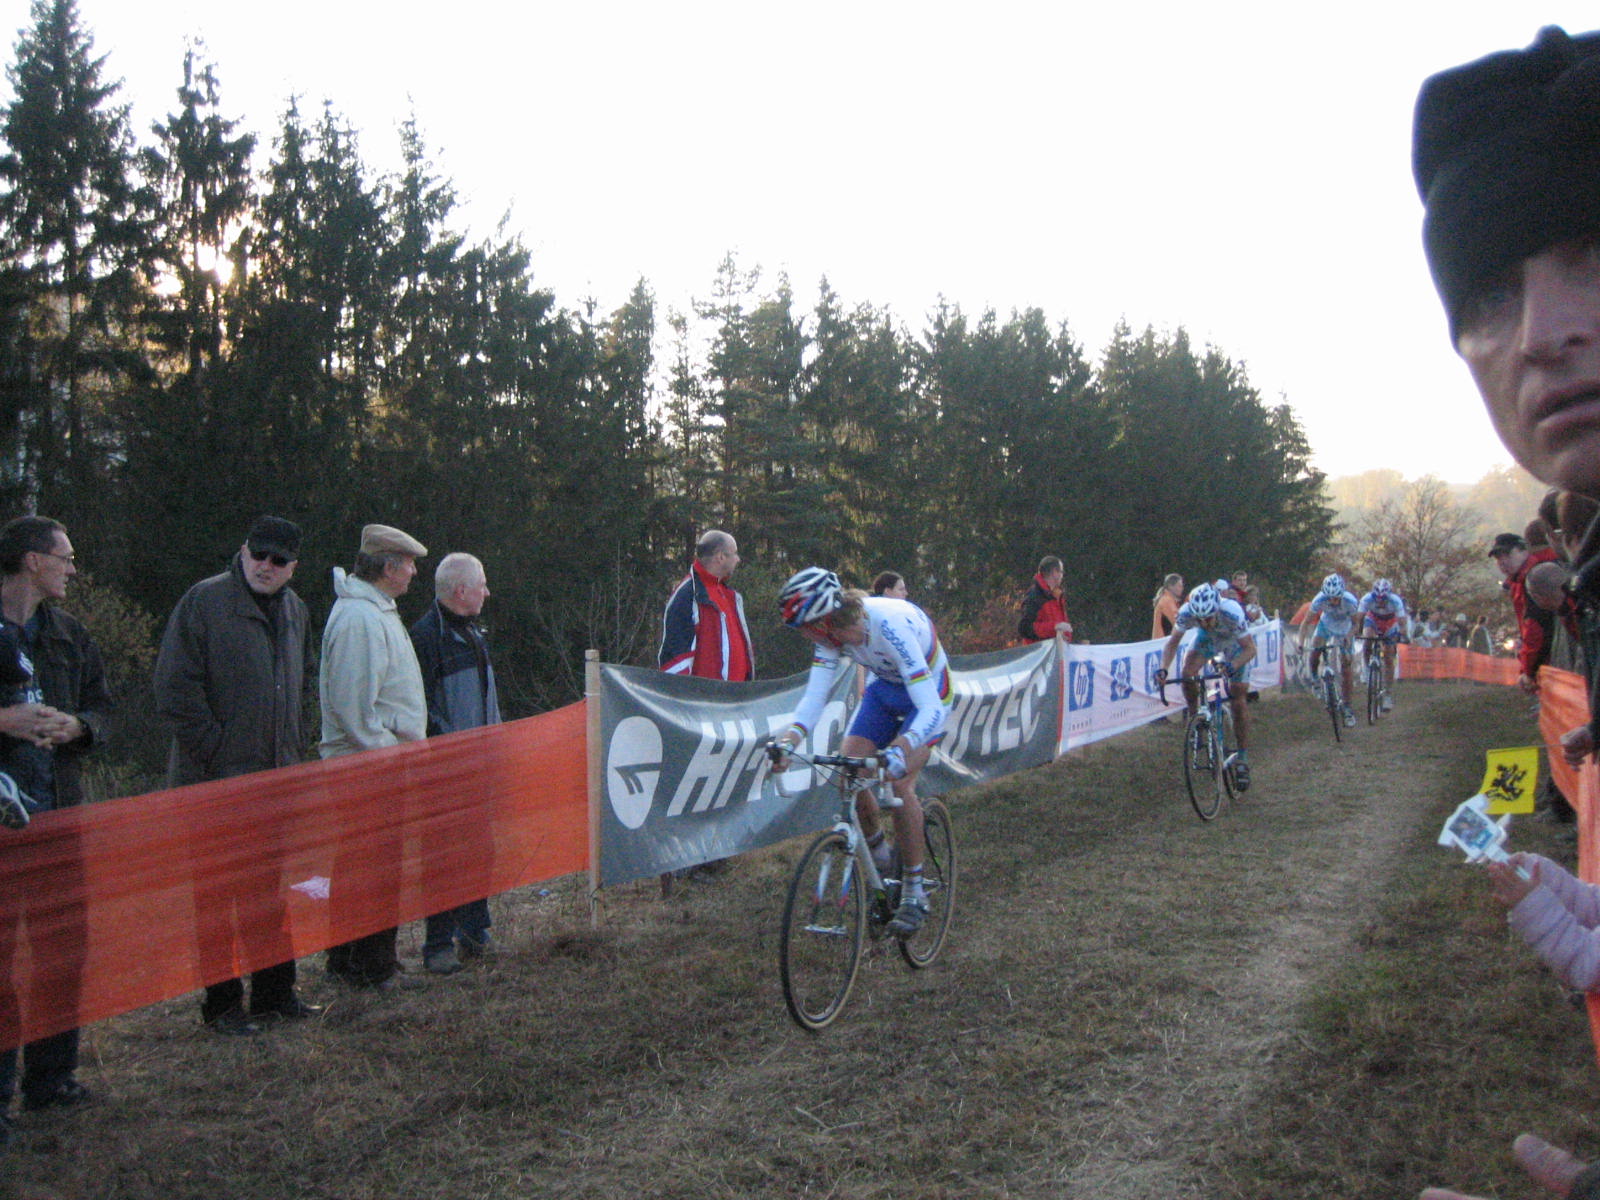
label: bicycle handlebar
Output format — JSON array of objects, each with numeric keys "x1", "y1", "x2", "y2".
[
  {"x1": 763, "y1": 741, "x2": 885, "y2": 774},
  {"x1": 1156, "y1": 658, "x2": 1234, "y2": 708}
]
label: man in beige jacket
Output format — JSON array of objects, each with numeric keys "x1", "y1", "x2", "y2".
[{"x1": 320, "y1": 524, "x2": 427, "y2": 989}]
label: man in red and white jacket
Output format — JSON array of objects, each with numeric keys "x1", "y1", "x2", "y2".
[
  {"x1": 1490, "y1": 531, "x2": 1567, "y2": 695},
  {"x1": 1017, "y1": 555, "x2": 1074, "y2": 644},
  {"x1": 659, "y1": 530, "x2": 754, "y2": 681}
]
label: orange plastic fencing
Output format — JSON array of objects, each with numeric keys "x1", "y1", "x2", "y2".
[
  {"x1": 0, "y1": 702, "x2": 588, "y2": 1050},
  {"x1": 1401, "y1": 647, "x2": 1600, "y2": 1065},
  {"x1": 1397, "y1": 644, "x2": 1523, "y2": 687}
]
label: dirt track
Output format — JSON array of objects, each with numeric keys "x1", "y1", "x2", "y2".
[{"x1": 2, "y1": 681, "x2": 1545, "y2": 1200}]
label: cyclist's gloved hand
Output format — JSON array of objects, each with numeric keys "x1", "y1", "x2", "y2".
[
  {"x1": 883, "y1": 745, "x2": 908, "y2": 780},
  {"x1": 1154, "y1": 668, "x2": 1168, "y2": 686},
  {"x1": 766, "y1": 739, "x2": 794, "y2": 770}
]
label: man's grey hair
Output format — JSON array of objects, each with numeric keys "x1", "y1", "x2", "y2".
[
  {"x1": 696, "y1": 530, "x2": 733, "y2": 561},
  {"x1": 353, "y1": 550, "x2": 407, "y2": 583},
  {"x1": 435, "y1": 552, "x2": 485, "y2": 599}
]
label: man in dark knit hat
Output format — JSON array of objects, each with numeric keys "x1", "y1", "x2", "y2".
[
  {"x1": 1414, "y1": 29, "x2": 1600, "y2": 1200},
  {"x1": 1413, "y1": 26, "x2": 1600, "y2": 755}
]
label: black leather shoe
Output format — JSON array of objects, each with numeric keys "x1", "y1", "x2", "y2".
[
  {"x1": 21, "y1": 1079, "x2": 91, "y2": 1112},
  {"x1": 251, "y1": 997, "x2": 323, "y2": 1021},
  {"x1": 206, "y1": 1009, "x2": 261, "y2": 1037}
]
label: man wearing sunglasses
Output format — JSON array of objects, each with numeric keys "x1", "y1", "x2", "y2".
[{"x1": 153, "y1": 516, "x2": 317, "y2": 1035}]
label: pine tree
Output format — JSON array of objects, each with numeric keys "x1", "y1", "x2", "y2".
[{"x1": 0, "y1": 0, "x2": 154, "y2": 538}]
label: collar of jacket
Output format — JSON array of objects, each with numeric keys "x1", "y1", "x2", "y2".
[{"x1": 332, "y1": 566, "x2": 397, "y2": 612}]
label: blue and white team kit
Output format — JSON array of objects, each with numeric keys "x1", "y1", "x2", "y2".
[
  {"x1": 788, "y1": 597, "x2": 954, "y2": 751},
  {"x1": 1174, "y1": 597, "x2": 1255, "y2": 683}
]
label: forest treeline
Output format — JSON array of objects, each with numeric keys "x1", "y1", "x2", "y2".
[{"x1": 0, "y1": 0, "x2": 1333, "y2": 785}]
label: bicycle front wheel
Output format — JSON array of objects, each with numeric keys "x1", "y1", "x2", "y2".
[
  {"x1": 899, "y1": 798, "x2": 956, "y2": 969},
  {"x1": 1183, "y1": 713, "x2": 1223, "y2": 821},
  {"x1": 1218, "y1": 706, "x2": 1238, "y2": 803},
  {"x1": 779, "y1": 830, "x2": 866, "y2": 1031},
  {"x1": 1366, "y1": 659, "x2": 1381, "y2": 725}
]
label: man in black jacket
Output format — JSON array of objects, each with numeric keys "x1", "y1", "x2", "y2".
[
  {"x1": 152, "y1": 516, "x2": 317, "y2": 1035},
  {"x1": 0, "y1": 516, "x2": 111, "y2": 1141},
  {"x1": 409, "y1": 553, "x2": 501, "y2": 975}
]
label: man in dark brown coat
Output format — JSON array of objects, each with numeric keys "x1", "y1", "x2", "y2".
[{"x1": 153, "y1": 516, "x2": 316, "y2": 1035}]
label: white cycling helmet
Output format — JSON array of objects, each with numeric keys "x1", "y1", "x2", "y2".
[
  {"x1": 1372, "y1": 577, "x2": 1392, "y2": 598},
  {"x1": 1187, "y1": 582, "x2": 1221, "y2": 618},
  {"x1": 1321, "y1": 573, "x2": 1345, "y2": 598},
  {"x1": 779, "y1": 566, "x2": 843, "y2": 627}
]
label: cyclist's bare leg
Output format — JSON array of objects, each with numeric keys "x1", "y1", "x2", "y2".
[
  {"x1": 840, "y1": 734, "x2": 927, "y2": 873},
  {"x1": 1229, "y1": 681, "x2": 1250, "y2": 750},
  {"x1": 1180, "y1": 648, "x2": 1205, "y2": 715}
]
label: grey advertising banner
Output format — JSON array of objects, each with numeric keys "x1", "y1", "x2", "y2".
[
  {"x1": 922, "y1": 639, "x2": 1061, "y2": 794},
  {"x1": 597, "y1": 664, "x2": 857, "y2": 886},
  {"x1": 596, "y1": 640, "x2": 1063, "y2": 887}
]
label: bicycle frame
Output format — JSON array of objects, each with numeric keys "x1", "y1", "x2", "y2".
[
  {"x1": 1357, "y1": 634, "x2": 1396, "y2": 723},
  {"x1": 769, "y1": 749, "x2": 896, "y2": 900},
  {"x1": 768, "y1": 743, "x2": 957, "y2": 1030},
  {"x1": 1158, "y1": 655, "x2": 1238, "y2": 819}
]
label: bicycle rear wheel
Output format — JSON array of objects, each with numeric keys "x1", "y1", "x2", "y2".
[
  {"x1": 779, "y1": 830, "x2": 866, "y2": 1031},
  {"x1": 899, "y1": 798, "x2": 956, "y2": 969},
  {"x1": 1183, "y1": 713, "x2": 1223, "y2": 821}
]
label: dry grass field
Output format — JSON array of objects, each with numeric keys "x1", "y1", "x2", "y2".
[{"x1": 2, "y1": 681, "x2": 1595, "y2": 1200}]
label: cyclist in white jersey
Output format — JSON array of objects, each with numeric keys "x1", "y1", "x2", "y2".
[
  {"x1": 1357, "y1": 578, "x2": 1408, "y2": 713},
  {"x1": 770, "y1": 567, "x2": 952, "y2": 940},
  {"x1": 1300, "y1": 572, "x2": 1361, "y2": 726},
  {"x1": 1155, "y1": 582, "x2": 1258, "y2": 790}
]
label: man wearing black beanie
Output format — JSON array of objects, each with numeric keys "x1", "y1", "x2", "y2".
[{"x1": 1413, "y1": 28, "x2": 1600, "y2": 1200}]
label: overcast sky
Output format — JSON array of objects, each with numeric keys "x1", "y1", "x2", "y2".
[{"x1": 4, "y1": 1, "x2": 1593, "y2": 482}]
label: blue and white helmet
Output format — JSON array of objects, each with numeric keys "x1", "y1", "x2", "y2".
[
  {"x1": 1372, "y1": 577, "x2": 1392, "y2": 598},
  {"x1": 779, "y1": 567, "x2": 843, "y2": 627},
  {"x1": 1321, "y1": 573, "x2": 1345, "y2": 598},
  {"x1": 1187, "y1": 583, "x2": 1221, "y2": 618}
]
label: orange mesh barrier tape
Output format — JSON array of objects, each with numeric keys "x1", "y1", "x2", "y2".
[
  {"x1": 1401, "y1": 648, "x2": 1600, "y2": 1064},
  {"x1": 1397, "y1": 644, "x2": 1523, "y2": 687},
  {"x1": 0, "y1": 702, "x2": 587, "y2": 1050}
]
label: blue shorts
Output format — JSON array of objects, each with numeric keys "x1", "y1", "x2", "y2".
[{"x1": 847, "y1": 679, "x2": 947, "y2": 749}]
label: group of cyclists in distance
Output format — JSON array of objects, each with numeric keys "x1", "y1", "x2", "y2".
[{"x1": 1300, "y1": 574, "x2": 1409, "y2": 725}]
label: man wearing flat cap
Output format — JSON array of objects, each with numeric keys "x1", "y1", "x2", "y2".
[
  {"x1": 153, "y1": 516, "x2": 318, "y2": 1034},
  {"x1": 319, "y1": 523, "x2": 428, "y2": 989}
]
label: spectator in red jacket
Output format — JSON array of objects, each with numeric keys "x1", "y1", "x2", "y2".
[
  {"x1": 1490, "y1": 531, "x2": 1563, "y2": 694},
  {"x1": 659, "y1": 530, "x2": 753, "y2": 682},
  {"x1": 1018, "y1": 556, "x2": 1073, "y2": 644}
]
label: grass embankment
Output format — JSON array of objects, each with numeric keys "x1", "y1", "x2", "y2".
[
  {"x1": 1212, "y1": 686, "x2": 1600, "y2": 1200},
  {"x1": 1, "y1": 682, "x2": 1593, "y2": 1200}
]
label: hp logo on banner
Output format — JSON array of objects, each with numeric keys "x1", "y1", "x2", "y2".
[
  {"x1": 1144, "y1": 651, "x2": 1163, "y2": 693},
  {"x1": 605, "y1": 716, "x2": 663, "y2": 830},
  {"x1": 1067, "y1": 661, "x2": 1095, "y2": 712},
  {"x1": 1109, "y1": 656, "x2": 1134, "y2": 702}
]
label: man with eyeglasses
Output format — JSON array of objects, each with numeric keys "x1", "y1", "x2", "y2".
[
  {"x1": 153, "y1": 516, "x2": 317, "y2": 1036},
  {"x1": 0, "y1": 515, "x2": 111, "y2": 1142}
]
